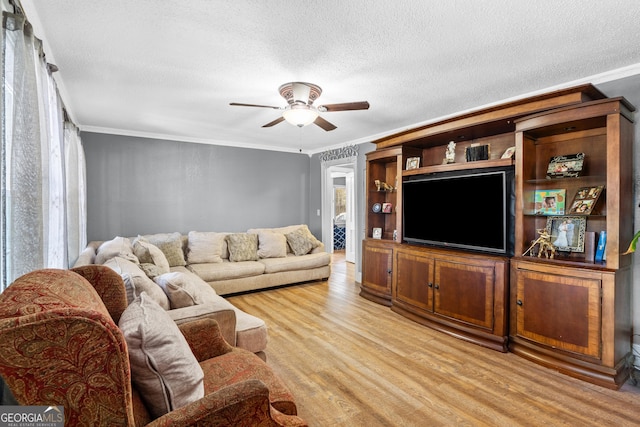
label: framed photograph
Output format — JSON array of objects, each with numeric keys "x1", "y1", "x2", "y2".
[
  {"x1": 465, "y1": 144, "x2": 490, "y2": 162},
  {"x1": 406, "y1": 157, "x2": 420, "y2": 170},
  {"x1": 501, "y1": 146, "x2": 516, "y2": 159},
  {"x1": 568, "y1": 185, "x2": 604, "y2": 215},
  {"x1": 534, "y1": 189, "x2": 566, "y2": 215},
  {"x1": 372, "y1": 227, "x2": 382, "y2": 239},
  {"x1": 545, "y1": 216, "x2": 586, "y2": 252},
  {"x1": 382, "y1": 202, "x2": 392, "y2": 213},
  {"x1": 546, "y1": 152, "x2": 585, "y2": 178}
]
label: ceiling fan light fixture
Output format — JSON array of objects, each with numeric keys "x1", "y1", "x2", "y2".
[{"x1": 282, "y1": 104, "x2": 318, "y2": 127}]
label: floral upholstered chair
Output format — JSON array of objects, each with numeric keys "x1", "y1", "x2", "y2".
[{"x1": 0, "y1": 268, "x2": 306, "y2": 426}]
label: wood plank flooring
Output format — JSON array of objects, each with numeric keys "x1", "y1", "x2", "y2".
[{"x1": 227, "y1": 252, "x2": 640, "y2": 426}]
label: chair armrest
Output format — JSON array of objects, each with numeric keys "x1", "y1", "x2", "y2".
[
  {"x1": 147, "y1": 379, "x2": 307, "y2": 427},
  {"x1": 178, "y1": 317, "x2": 233, "y2": 361}
]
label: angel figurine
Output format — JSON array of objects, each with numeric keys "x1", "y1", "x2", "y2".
[{"x1": 444, "y1": 141, "x2": 456, "y2": 164}]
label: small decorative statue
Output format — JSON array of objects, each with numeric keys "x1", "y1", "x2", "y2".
[
  {"x1": 523, "y1": 228, "x2": 556, "y2": 259},
  {"x1": 374, "y1": 179, "x2": 394, "y2": 192},
  {"x1": 443, "y1": 141, "x2": 456, "y2": 164}
]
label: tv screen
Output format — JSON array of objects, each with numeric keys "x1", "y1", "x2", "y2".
[{"x1": 403, "y1": 167, "x2": 514, "y2": 256}]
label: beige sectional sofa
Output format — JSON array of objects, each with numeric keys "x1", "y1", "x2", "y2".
[{"x1": 73, "y1": 224, "x2": 331, "y2": 358}]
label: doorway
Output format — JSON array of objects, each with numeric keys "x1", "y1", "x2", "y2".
[{"x1": 321, "y1": 160, "x2": 356, "y2": 263}]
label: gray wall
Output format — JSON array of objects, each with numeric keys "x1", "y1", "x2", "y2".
[{"x1": 83, "y1": 132, "x2": 312, "y2": 241}]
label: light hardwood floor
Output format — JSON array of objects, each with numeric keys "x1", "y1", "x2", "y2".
[{"x1": 227, "y1": 252, "x2": 640, "y2": 426}]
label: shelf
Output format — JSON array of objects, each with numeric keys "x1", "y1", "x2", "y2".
[
  {"x1": 403, "y1": 158, "x2": 514, "y2": 177},
  {"x1": 524, "y1": 175, "x2": 606, "y2": 184},
  {"x1": 523, "y1": 213, "x2": 605, "y2": 218}
]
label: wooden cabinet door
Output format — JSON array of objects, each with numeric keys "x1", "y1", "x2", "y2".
[
  {"x1": 394, "y1": 250, "x2": 434, "y2": 312},
  {"x1": 362, "y1": 242, "x2": 393, "y2": 298},
  {"x1": 514, "y1": 268, "x2": 601, "y2": 358},
  {"x1": 434, "y1": 259, "x2": 495, "y2": 330}
]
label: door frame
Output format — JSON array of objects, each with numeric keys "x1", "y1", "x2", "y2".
[{"x1": 321, "y1": 157, "x2": 357, "y2": 259}]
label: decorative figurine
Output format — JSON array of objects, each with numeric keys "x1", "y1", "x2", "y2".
[
  {"x1": 523, "y1": 228, "x2": 556, "y2": 259},
  {"x1": 374, "y1": 179, "x2": 394, "y2": 192},
  {"x1": 443, "y1": 141, "x2": 456, "y2": 164}
]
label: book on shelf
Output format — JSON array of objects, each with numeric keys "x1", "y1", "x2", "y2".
[{"x1": 595, "y1": 231, "x2": 607, "y2": 262}]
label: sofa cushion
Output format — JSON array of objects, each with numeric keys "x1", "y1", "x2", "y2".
[
  {"x1": 104, "y1": 256, "x2": 170, "y2": 310},
  {"x1": 143, "y1": 232, "x2": 187, "y2": 267},
  {"x1": 255, "y1": 230, "x2": 287, "y2": 259},
  {"x1": 188, "y1": 260, "x2": 265, "y2": 282},
  {"x1": 119, "y1": 293, "x2": 204, "y2": 418},
  {"x1": 154, "y1": 271, "x2": 218, "y2": 309},
  {"x1": 234, "y1": 309, "x2": 269, "y2": 354},
  {"x1": 248, "y1": 225, "x2": 321, "y2": 254},
  {"x1": 226, "y1": 233, "x2": 259, "y2": 262},
  {"x1": 133, "y1": 237, "x2": 171, "y2": 275},
  {"x1": 95, "y1": 236, "x2": 138, "y2": 265},
  {"x1": 285, "y1": 227, "x2": 321, "y2": 256},
  {"x1": 259, "y1": 252, "x2": 331, "y2": 274},
  {"x1": 186, "y1": 231, "x2": 229, "y2": 264}
]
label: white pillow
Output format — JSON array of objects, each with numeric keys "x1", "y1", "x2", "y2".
[
  {"x1": 186, "y1": 231, "x2": 229, "y2": 264},
  {"x1": 103, "y1": 256, "x2": 170, "y2": 310},
  {"x1": 256, "y1": 230, "x2": 287, "y2": 258},
  {"x1": 154, "y1": 272, "x2": 218, "y2": 309},
  {"x1": 119, "y1": 293, "x2": 204, "y2": 418},
  {"x1": 95, "y1": 236, "x2": 138, "y2": 265}
]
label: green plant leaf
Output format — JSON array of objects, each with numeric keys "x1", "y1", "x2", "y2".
[{"x1": 623, "y1": 230, "x2": 640, "y2": 255}]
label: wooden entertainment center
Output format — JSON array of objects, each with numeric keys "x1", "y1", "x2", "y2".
[{"x1": 361, "y1": 84, "x2": 635, "y2": 389}]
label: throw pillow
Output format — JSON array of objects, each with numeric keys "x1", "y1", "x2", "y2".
[
  {"x1": 226, "y1": 233, "x2": 259, "y2": 262},
  {"x1": 144, "y1": 232, "x2": 187, "y2": 267},
  {"x1": 285, "y1": 227, "x2": 321, "y2": 256},
  {"x1": 119, "y1": 293, "x2": 204, "y2": 418},
  {"x1": 154, "y1": 272, "x2": 218, "y2": 308},
  {"x1": 186, "y1": 231, "x2": 228, "y2": 264},
  {"x1": 95, "y1": 236, "x2": 138, "y2": 265},
  {"x1": 256, "y1": 230, "x2": 287, "y2": 258},
  {"x1": 104, "y1": 256, "x2": 170, "y2": 310},
  {"x1": 132, "y1": 237, "x2": 171, "y2": 275},
  {"x1": 139, "y1": 263, "x2": 167, "y2": 279}
]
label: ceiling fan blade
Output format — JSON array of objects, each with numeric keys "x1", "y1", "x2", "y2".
[
  {"x1": 314, "y1": 116, "x2": 337, "y2": 131},
  {"x1": 230, "y1": 102, "x2": 282, "y2": 109},
  {"x1": 292, "y1": 82, "x2": 311, "y2": 104},
  {"x1": 319, "y1": 101, "x2": 370, "y2": 112},
  {"x1": 262, "y1": 116, "x2": 285, "y2": 128}
]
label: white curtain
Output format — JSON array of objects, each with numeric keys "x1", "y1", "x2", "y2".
[
  {"x1": 36, "y1": 40, "x2": 66, "y2": 269},
  {"x1": 1, "y1": 12, "x2": 87, "y2": 291},
  {"x1": 2, "y1": 13, "x2": 44, "y2": 289},
  {"x1": 64, "y1": 122, "x2": 87, "y2": 268}
]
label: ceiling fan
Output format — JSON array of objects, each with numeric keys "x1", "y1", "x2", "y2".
[{"x1": 230, "y1": 82, "x2": 370, "y2": 131}]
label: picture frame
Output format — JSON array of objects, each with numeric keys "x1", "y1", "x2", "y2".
[
  {"x1": 372, "y1": 227, "x2": 382, "y2": 239},
  {"x1": 545, "y1": 216, "x2": 586, "y2": 252},
  {"x1": 406, "y1": 157, "x2": 420, "y2": 170},
  {"x1": 568, "y1": 185, "x2": 604, "y2": 215},
  {"x1": 501, "y1": 146, "x2": 516, "y2": 159},
  {"x1": 534, "y1": 189, "x2": 566, "y2": 215},
  {"x1": 546, "y1": 152, "x2": 585, "y2": 179},
  {"x1": 465, "y1": 144, "x2": 490, "y2": 162},
  {"x1": 382, "y1": 202, "x2": 392, "y2": 213}
]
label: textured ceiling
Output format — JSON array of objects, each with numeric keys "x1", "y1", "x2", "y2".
[{"x1": 19, "y1": 0, "x2": 640, "y2": 154}]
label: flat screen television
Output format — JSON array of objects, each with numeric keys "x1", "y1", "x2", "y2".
[{"x1": 403, "y1": 166, "x2": 515, "y2": 256}]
